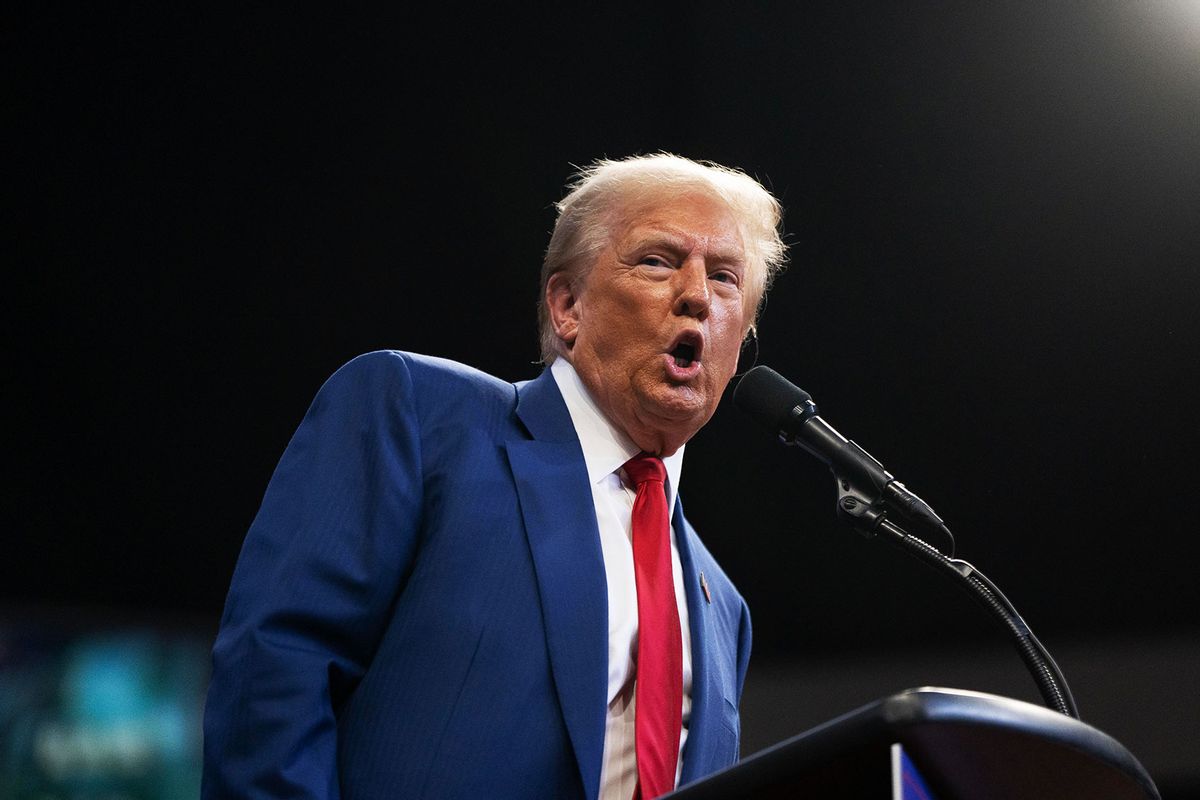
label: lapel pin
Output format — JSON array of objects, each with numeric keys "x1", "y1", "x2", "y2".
[{"x1": 699, "y1": 571, "x2": 712, "y2": 604}]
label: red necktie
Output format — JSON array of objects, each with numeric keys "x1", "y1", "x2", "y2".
[{"x1": 624, "y1": 453, "x2": 683, "y2": 800}]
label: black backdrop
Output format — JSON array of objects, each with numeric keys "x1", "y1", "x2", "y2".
[{"x1": 11, "y1": 2, "x2": 1200, "y2": 795}]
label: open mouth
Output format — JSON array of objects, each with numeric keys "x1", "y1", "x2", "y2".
[
  {"x1": 668, "y1": 332, "x2": 703, "y2": 371},
  {"x1": 671, "y1": 342, "x2": 696, "y2": 368}
]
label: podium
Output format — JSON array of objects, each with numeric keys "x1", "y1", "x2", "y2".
[{"x1": 667, "y1": 687, "x2": 1160, "y2": 799}]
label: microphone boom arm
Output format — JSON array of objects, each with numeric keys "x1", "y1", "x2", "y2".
[{"x1": 832, "y1": 470, "x2": 1080, "y2": 719}]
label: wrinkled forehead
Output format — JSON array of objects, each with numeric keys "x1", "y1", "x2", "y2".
[{"x1": 608, "y1": 189, "x2": 748, "y2": 256}]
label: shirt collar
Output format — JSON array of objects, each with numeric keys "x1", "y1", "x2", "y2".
[{"x1": 550, "y1": 358, "x2": 684, "y2": 513}]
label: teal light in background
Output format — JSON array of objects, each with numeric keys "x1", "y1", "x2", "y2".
[{"x1": 0, "y1": 619, "x2": 209, "y2": 800}]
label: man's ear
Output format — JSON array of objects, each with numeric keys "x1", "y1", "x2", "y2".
[{"x1": 545, "y1": 272, "x2": 581, "y2": 348}]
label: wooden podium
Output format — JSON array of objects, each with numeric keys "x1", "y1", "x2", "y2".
[{"x1": 667, "y1": 687, "x2": 1160, "y2": 799}]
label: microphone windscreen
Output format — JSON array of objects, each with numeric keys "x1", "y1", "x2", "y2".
[{"x1": 733, "y1": 366, "x2": 812, "y2": 434}]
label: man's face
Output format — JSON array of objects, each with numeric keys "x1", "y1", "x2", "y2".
[{"x1": 550, "y1": 191, "x2": 751, "y2": 456}]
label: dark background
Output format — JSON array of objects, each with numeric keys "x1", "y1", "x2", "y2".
[{"x1": 10, "y1": 3, "x2": 1200, "y2": 796}]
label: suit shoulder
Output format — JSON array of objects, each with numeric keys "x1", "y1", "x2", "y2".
[
  {"x1": 326, "y1": 350, "x2": 514, "y2": 404},
  {"x1": 317, "y1": 351, "x2": 521, "y2": 440}
]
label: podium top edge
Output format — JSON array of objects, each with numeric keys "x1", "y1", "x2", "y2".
[
  {"x1": 667, "y1": 687, "x2": 1160, "y2": 799},
  {"x1": 827, "y1": 687, "x2": 1157, "y2": 798}
]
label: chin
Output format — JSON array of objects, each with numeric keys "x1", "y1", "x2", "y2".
[{"x1": 644, "y1": 384, "x2": 712, "y2": 423}]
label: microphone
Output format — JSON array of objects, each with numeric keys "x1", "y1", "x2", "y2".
[{"x1": 733, "y1": 365, "x2": 945, "y2": 530}]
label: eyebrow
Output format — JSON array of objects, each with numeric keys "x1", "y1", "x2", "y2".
[{"x1": 623, "y1": 226, "x2": 747, "y2": 267}]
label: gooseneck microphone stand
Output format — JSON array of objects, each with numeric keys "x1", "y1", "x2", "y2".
[
  {"x1": 829, "y1": 459, "x2": 1080, "y2": 719},
  {"x1": 734, "y1": 364, "x2": 1081, "y2": 720}
]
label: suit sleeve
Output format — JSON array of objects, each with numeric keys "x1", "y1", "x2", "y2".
[{"x1": 202, "y1": 351, "x2": 425, "y2": 799}]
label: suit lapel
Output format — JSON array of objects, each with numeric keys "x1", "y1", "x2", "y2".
[
  {"x1": 505, "y1": 369, "x2": 607, "y2": 800},
  {"x1": 673, "y1": 501, "x2": 723, "y2": 786}
]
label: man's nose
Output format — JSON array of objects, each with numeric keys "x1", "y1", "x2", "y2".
[{"x1": 673, "y1": 257, "x2": 711, "y2": 319}]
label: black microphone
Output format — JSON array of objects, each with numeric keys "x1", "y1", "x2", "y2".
[{"x1": 733, "y1": 365, "x2": 944, "y2": 530}]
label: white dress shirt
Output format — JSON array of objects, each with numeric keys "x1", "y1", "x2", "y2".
[{"x1": 550, "y1": 358, "x2": 694, "y2": 800}]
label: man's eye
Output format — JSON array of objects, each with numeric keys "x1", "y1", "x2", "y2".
[
  {"x1": 640, "y1": 256, "x2": 670, "y2": 268},
  {"x1": 710, "y1": 271, "x2": 737, "y2": 284}
]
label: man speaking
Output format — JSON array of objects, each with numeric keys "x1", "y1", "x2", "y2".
[{"x1": 202, "y1": 153, "x2": 787, "y2": 799}]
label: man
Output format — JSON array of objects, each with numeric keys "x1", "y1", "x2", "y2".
[{"x1": 203, "y1": 153, "x2": 787, "y2": 799}]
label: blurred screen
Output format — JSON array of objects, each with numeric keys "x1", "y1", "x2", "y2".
[{"x1": 0, "y1": 609, "x2": 210, "y2": 799}]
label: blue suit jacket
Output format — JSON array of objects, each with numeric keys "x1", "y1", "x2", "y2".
[{"x1": 203, "y1": 351, "x2": 751, "y2": 799}]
